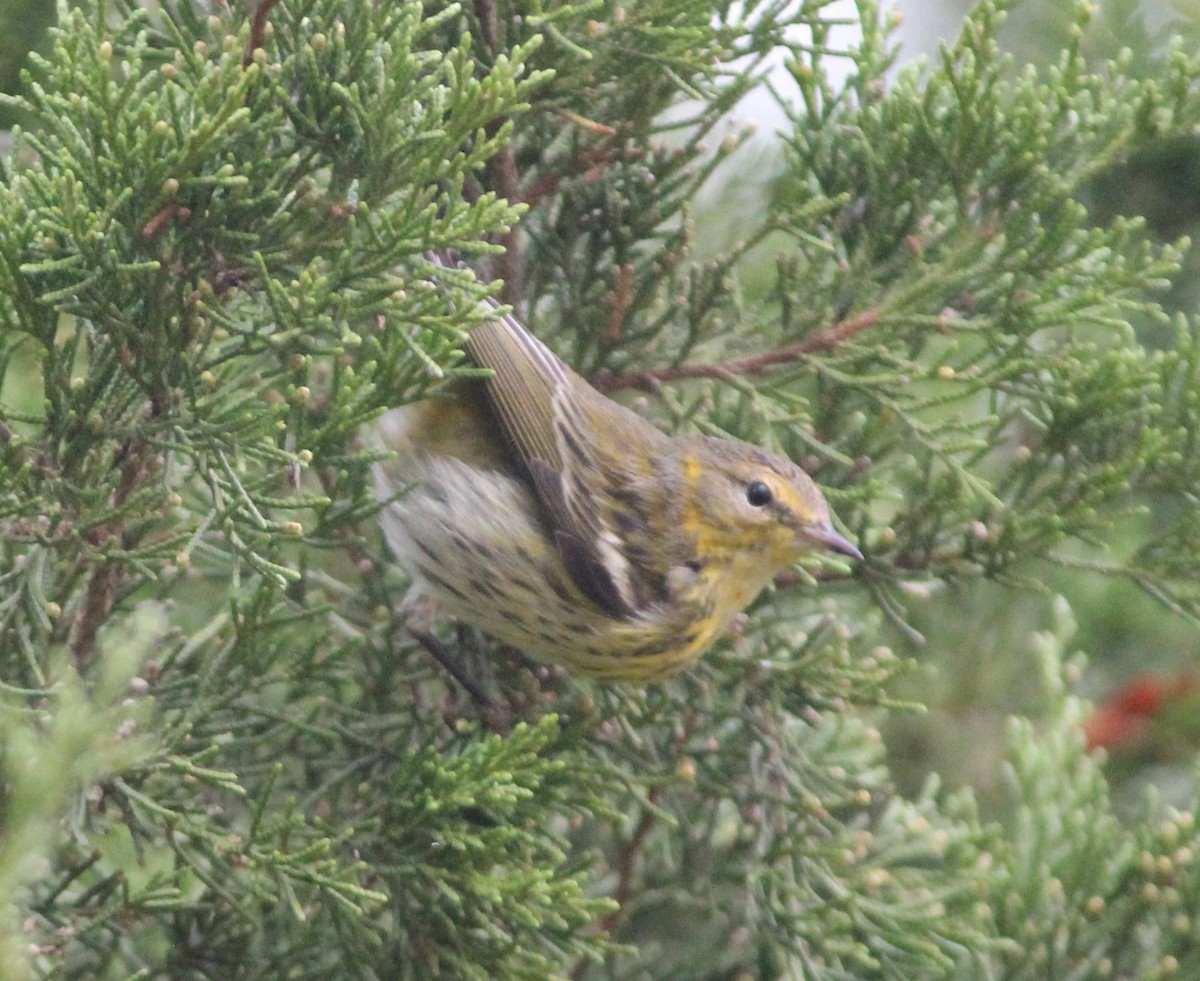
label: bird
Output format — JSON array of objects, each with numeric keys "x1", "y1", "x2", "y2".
[{"x1": 374, "y1": 253, "x2": 862, "y2": 703}]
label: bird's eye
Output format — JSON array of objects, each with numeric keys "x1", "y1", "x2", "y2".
[{"x1": 746, "y1": 480, "x2": 773, "y2": 508}]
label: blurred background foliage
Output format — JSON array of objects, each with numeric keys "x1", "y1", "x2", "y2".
[
  {"x1": 890, "y1": 0, "x2": 1200, "y2": 807},
  {"x1": 0, "y1": 0, "x2": 55, "y2": 130}
]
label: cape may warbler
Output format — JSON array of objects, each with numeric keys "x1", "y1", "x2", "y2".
[{"x1": 375, "y1": 254, "x2": 861, "y2": 692}]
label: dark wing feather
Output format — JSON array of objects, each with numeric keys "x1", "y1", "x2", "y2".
[
  {"x1": 555, "y1": 529, "x2": 635, "y2": 617},
  {"x1": 525, "y1": 458, "x2": 633, "y2": 616}
]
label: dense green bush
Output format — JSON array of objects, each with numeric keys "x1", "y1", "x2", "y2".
[{"x1": 3, "y1": 1, "x2": 1200, "y2": 977}]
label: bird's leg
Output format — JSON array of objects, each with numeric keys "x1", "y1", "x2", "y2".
[{"x1": 402, "y1": 591, "x2": 508, "y2": 731}]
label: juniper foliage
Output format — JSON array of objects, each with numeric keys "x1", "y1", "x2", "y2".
[{"x1": 2, "y1": 0, "x2": 1200, "y2": 979}]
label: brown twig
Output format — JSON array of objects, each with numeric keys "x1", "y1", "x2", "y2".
[
  {"x1": 67, "y1": 435, "x2": 155, "y2": 668},
  {"x1": 141, "y1": 205, "x2": 176, "y2": 240},
  {"x1": 242, "y1": 0, "x2": 280, "y2": 68},
  {"x1": 607, "y1": 802, "x2": 656, "y2": 918},
  {"x1": 592, "y1": 310, "x2": 882, "y2": 393},
  {"x1": 602, "y1": 264, "x2": 635, "y2": 345},
  {"x1": 140, "y1": 204, "x2": 192, "y2": 240},
  {"x1": 555, "y1": 108, "x2": 617, "y2": 138},
  {"x1": 473, "y1": 0, "x2": 501, "y2": 50},
  {"x1": 519, "y1": 142, "x2": 631, "y2": 212},
  {"x1": 491, "y1": 151, "x2": 523, "y2": 304},
  {"x1": 470, "y1": 0, "x2": 524, "y2": 303}
]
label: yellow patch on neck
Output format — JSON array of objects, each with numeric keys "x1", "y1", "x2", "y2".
[
  {"x1": 679, "y1": 451, "x2": 704, "y2": 532},
  {"x1": 679, "y1": 450, "x2": 735, "y2": 559}
]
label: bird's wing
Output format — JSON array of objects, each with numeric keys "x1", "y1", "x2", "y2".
[{"x1": 465, "y1": 304, "x2": 664, "y2": 619}]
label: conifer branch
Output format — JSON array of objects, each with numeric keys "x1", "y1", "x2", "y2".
[{"x1": 6, "y1": 0, "x2": 1200, "y2": 977}]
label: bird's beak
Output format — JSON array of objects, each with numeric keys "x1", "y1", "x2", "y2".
[{"x1": 802, "y1": 522, "x2": 863, "y2": 561}]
